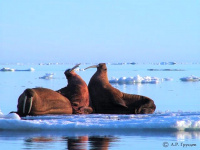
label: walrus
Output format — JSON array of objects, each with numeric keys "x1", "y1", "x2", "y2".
[
  {"x1": 16, "y1": 88, "x2": 72, "y2": 117},
  {"x1": 85, "y1": 63, "x2": 156, "y2": 114},
  {"x1": 57, "y1": 64, "x2": 93, "y2": 114}
]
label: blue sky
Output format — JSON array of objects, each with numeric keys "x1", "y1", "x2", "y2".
[{"x1": 0, "y1": 0, "x2": 199, "y2": 64}]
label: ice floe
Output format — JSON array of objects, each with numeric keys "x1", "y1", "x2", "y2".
[
  {"x1": 148, "y1": 69, "x2": 184, "y2": 71},
  {"x1": 0, "y1": 109, "x2": 3, "y2": 116},
  {"x1": 15, "y1": 68, "x2": 35, "y2": 71},
  {"x1": 1, "y1": 112, "x2": 200, "y2": 131},
  {"x1": 74, "y1": 67, "x2": 85, "y2": 71},
  {"x1": 160, "y1": 62, "x2": 176, "y2": 65},
  {"x1": 109, "y1": 75, "x2": 173, "y2": 84},
  {"x1": 0, "y1": 67, "x2": 15, "y2": 71},
  {"x1": 0, "y1": 111, "x2": 21, "y2": 120},
  {"x1": 0, "y1": 67, "x2": 35, "y2": 72},
  {"x1": 39, "y1": 73, "x2": 54, "y2": 79},
  {"x1": 180, "y1": 75, "x2": 200, "y2": 82}
]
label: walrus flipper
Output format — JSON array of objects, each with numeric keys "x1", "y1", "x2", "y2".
[
  {"x1": 105, "y1": 87, "x2": 128, "y2": 109},
  {"x1": 109, "y1": 92, "x2": 128, "y2": 108},
  {"x1": 56, "y1": 86, "x2": 67, "y2": 96},
  {"x1": 112, "y1": 97, "x2": 128, "y2": 108}
]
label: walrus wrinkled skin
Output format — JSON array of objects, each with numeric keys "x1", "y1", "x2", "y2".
[
  {"x1": 85, "y1": 63, "x2": 156, "y2": 114},
  {"x1": 17, "y1": 88, "x2": 72, "y2": 117},
  {"x1": 57, "y1": 64, "x2": 93, "y2": 114}
]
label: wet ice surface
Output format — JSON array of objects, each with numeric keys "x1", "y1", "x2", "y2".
[{"x1": 1, "y1": 112, "x2": 200, "y2": 132}]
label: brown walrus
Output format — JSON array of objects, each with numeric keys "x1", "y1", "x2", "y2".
[
  {"x1": 57, "y1": 64, "x2": 93, "y2": 114},
  {"x1": 85, "y1": 63, "x2": 156, "y2": 114},
  {"x1": 16, "y1": 88, "x2": 72, "y2": 117}
]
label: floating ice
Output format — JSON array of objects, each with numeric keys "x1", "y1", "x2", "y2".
[
  {"x1": 29, "y1": 67, "x2": 35, "y2": 71},
  {"x1": 160, "y1": 62, "x2": 176, "y2": 65},
  {"x1": 109, "y1": 75, "x2": 172, "y2": 84},
  {"x1": 118, "y1": 77, "x2": 127, "y2": 84},
  {"x1": 0, "y1": 109, "x2": 3, "y2": 116},
  {"x1": 0, "y1": 112, "x2": 200, "y2": 132},
  {"x1": 148, "y1": 69, "x2": 184, "y2": 71},
  {"x1": 109, "y1": 77, "x2": 119, "y2": 83},
  {"x1": 0, "y1": 113, "x2": 21, "y2": 120},
  {"x1": 39, "y1": 73, "x2": 54, "y2": 79},
  {"x1": 74, "y1": 67, "x2": 85, "y2": 71},
  {"x1": 0, "y1": 67, "x2": 35, "y2": 72},
  {"x1": 163, "y1": 78, "x2": 173, "y2": 81},
  {"x1": 15, "y1": 68, "x2": 35, "y2": 71},
  {"x1": 0, "y1": 67, "x2": 15, "y2": 71},
  {"x1": 180, "y1": 75, "x2": 200, "y2": 82}
]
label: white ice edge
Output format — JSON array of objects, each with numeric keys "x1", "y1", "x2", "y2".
[{"x1": 1, "y1": 112, "x2": 200, "y2": 132}]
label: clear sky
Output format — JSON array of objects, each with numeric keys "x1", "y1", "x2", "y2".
[{"x1": 0, "y1": 0, "x2": 199, "y2": 64}]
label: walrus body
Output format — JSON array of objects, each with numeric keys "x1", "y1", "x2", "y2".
[
  {"x1": 57, "y1": 64, "x2": 93, "y2": 114},
  {"x1": 17, "y1": 88, "x2": 72, "y2": 117},
  {"x1": 85, "y1": 63, "x2": 156, "y2": 114}
]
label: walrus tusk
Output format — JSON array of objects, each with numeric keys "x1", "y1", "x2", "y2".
[
  {"x1": 69, "y1": 63, "x2": 81, "y2": 72},
  {"x1": 27, "y1": 97, "x2": 33, "y2": 114},
  {"x1": 84, "y1": 65, "x2": 99, "y2": 70},
  {"x1": 23, "y1": 96, "x2": 27, "y2": 114}
]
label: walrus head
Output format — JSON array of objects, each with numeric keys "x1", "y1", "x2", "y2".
[
  {"x1": 65, "y1": 63, "x2": 81, "y2": 78},
  {"x1": 85, "y1": 63, "x2": 107, "y2": 72}
]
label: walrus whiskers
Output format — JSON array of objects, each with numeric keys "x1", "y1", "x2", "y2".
[
  {"x1": 27, "y1": 97, "x2": 33, "y2": 114},
  {"x1": 23, "y1": 96, "x2": 27, "y2": 114}
]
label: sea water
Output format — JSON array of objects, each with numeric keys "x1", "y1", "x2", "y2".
[{"x1": 0, "y1": 63, "x2": 200, "y2": 149}]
